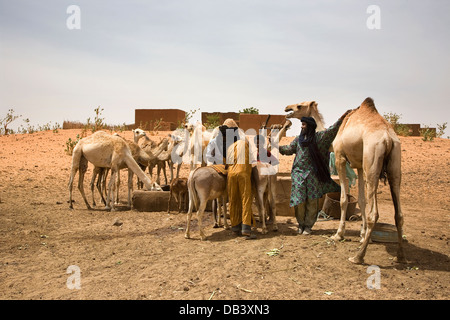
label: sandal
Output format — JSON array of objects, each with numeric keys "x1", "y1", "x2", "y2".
[{"x1": 242, "y1": 232, "x2": 257, "y2": 240}]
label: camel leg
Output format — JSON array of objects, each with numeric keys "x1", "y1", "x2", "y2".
[
  {"x1": 68, "y1": 147, "x2": 83, "y2": 209},
  {"x1": 269, "y1": 177, "x2": 278, "y2": 231},
  {"x1": 331, "y1": 155, "x2": 349, "y2": 241},
  {"x1": 167, "y1": 190, "x2": 173, "y2": 213},
  {"x1": 90, "y1": 167, "x2": 100, "y2": 207},
  {"x1": 176, "y1": 163, "x2": 181, "y2": 179},
  {"x1": 182, "y1": 192, "x2": 188, "y2": 213},
  {"x1": 106, "y1": 168, "x2": 118, "y2": 211},
  {"x1": 168, "y1": 160, "x2": 174, "y2": 184},
  {"x1": 349, "y1": 151, "x2": 384, "y2": 264},
  {"x1": 222, "y1": 195, "x2": 230, "y2": 230},
  {"x1": 115, "y1": 169, "x2": 121, "y2": 205},
  {"x1": 96, "y1": 168, "x2": 107, "y2": 206},
  {"x1": 387, "y1": 143, "x2": 406, "y2": 263},
  {"x1": 100, "y1": 168, "x2": 109, "y2": 205},
  {"x1": 77, "y1": 156, "x2": 92, "y2": 210},
  {"x1": 357, "y1": 167, "x2": 367, "y2": 242},
  {"x1": 162, "y1": 161, "x2": 168, "y2": 185},
  {"x1": 127, "y1": 169, "x2": 133, "y2": 208},
  {"x1": 177, "y1": 193, "x2": 183, "y2": 213}
]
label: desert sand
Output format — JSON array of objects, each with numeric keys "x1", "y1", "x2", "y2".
[{"x1": 0, "y1": 129, "x2": 448, "y2": 300}]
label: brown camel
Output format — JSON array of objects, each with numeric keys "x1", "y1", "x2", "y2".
[
  {"x1": 167, "y1": 177, "x2": 188, "y2": 213},
  {"x1": 68, "y1": 131, "x2": 157, "y2": 211},
  {"x1": 284, "y1": 98, "x2": 405, "y2": 264}
]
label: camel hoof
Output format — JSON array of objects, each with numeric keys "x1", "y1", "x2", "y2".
[
  {"x1": 184, "y1": 233, "x2": 190, "y2": 239},
  {"x1": 261, "y1": 229, "x2": 268, "y2": 235},
  {"x1": 393, "y1": 256, "x2": 407, "y2": 264},
  {"x1": 330, "y1": 234, "x2": 343, "y2": 242},
  {"x1": 213, "y1": 223, "x2": 220, "y2": 228},
  {"x1": 349, "y1": 256, "x2": 364, "y2": 264}
]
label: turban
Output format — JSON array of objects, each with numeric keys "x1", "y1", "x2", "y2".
[{"x1": 300, "y1": 117, "x2": 317, "y2": 130}]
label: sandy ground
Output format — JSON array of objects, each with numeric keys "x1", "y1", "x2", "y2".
[{"x1": 0, "y1": 129, "x2": 448, "y2": 301}]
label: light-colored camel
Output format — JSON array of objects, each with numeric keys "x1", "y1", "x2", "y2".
[
  {"x1": 134, "y1": 129, "x2": 170, "y2": 188},
  {"x1": 89, "y1": 134, "x2": 163, "y2": 208},
  {"x1": 68, "y1": 131, "x2": 157, "y2": 211},
  {"x1": 284, "y1": 98, "x2": 405, "y2": 264},
  {"x1": 132, "y1": 128, "x2": 148, "y2": 144},
  {"x1": 251, "y1": 119, "x2": 292, "y2": 234},
  {"x1": 185, "y1": 122, "x2": 214, "y2": 171},
  {"x1": 185, "y1": 166, "x2": 229, "y2": 240},
  {"x1": 154, "y1": 134, "x2": 184, "y2": 185}
]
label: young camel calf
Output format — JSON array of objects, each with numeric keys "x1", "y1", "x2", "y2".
[{"x1": 167, "y1": 177, "x2": 188, "y2": 213}]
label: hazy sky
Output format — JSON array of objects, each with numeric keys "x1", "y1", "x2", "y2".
[{"x1": 1, "y1": 0, "x2": 449, "y2": 136}]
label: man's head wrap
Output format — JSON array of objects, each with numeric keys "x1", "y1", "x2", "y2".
[
  {"x1": 299, "y1": 117, "x2": 331, "y2": 183},
  {"x1": 300, "y1": 117, "x2": 317, "y2": 130},
  {"x1": 218, "y1": 124, "x2": 239, "y2": 159}
]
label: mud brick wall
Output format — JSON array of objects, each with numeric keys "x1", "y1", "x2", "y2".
[
  {"x1": 135, "y1": 109, "x2": 185, "y2": 131},
  {"x1": 239, "y1": 114, "x2": 287, "y2": 136},
  {"x1": 404, "y1": 124, "x2": 421, "y2": 136},
  {"x1": 202, "y1": 112, "x2": 240, "y2": 127}
]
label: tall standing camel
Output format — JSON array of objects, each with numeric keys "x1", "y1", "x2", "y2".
[
  {"x1": 68, "y1": 131, "x2": 157, "y2": 211},
  {"x1": 284, "y1": 98, "x2": 405, "y2": 264}
]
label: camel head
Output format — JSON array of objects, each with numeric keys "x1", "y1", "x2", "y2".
[
  {"x1": 284, "y1": 101, "x2": 318, "y2": 120},
  {"x1": 133, "y1": 128, "x2": 147, "y2": 140},
  {"x1": 274, "y1": 119, "x2": 292, "y2": 130},
  {"x1": 284, "y1": 101, "x2": 325, "y2": 131},
  {"x1": 184, "y1": 123, "x2": 194, "y2": 133}
]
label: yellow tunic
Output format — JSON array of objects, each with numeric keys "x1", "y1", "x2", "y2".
[{"x1": 226, "y1": 140, "x2": 253, "y2": 229}]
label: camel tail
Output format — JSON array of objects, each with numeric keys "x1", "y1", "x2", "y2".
[
  {"x1": 124, "y1": 148, "x2": 154, "y2": 190},
  {"x1": 380, "y1": 161, "x2": 388, "y2": 185},
  {"x1": 380, "y1": 135, "x2": 400, "y2": 185}
]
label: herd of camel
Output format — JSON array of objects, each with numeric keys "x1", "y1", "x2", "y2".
[{"x1": 68, "y1": 97, "x2": 406, "y2": 265}]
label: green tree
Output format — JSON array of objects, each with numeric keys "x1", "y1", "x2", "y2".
[
  {"x1": 239, "y1": 107, "x2": 259, "y2": 114},
  {"x1": 1, "y1": 109, "x2": 22, "y2": 135}
]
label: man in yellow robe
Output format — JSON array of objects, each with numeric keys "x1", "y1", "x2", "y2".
[{"x1": 226, "y1": 138, "x2": 255, "y2": 239}]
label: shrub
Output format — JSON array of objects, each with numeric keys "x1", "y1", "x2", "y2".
[
  {"x1": 65, "y1": 134, "x2": 82, "y2": 156},
  {"x1": 383, "y1": 112, "x2": 411, "y2": 136}
]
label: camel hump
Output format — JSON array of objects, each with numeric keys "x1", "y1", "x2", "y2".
[{"x1": 361, "y1": 97, "x2": 377, "y2": 110}]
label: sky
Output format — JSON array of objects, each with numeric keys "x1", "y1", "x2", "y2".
[{"x1": 1, "y1": 0, "x2": 449, "y2": 137}]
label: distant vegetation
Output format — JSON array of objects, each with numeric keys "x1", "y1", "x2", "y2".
[
  {"x1": 383, "y1": 111, "x2": 448, "y2": 141},
  {"x1": 239, "y1": 107, "x2": 259, "y2": 114},
  {"x1": 0, "y1": 108, "x2": 61, "y2": 135}
]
